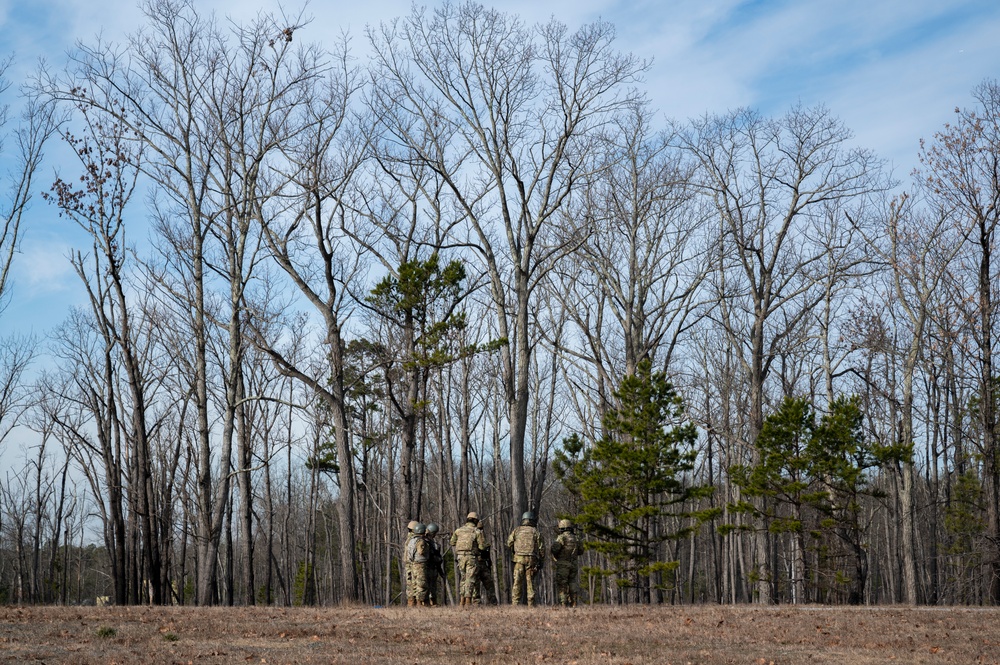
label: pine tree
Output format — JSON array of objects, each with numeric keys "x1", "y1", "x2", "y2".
[
  {"x1": 730, "y1": 395, "x2": 906, "y2": 603},
  {"x1": 555, "y1": 360, "x2": 713, "y2": 602}
]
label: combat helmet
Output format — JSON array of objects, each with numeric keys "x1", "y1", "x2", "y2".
[
  {"x1": 522, "y1": 511, "x2": 536, "y2": 524},
  {"x1": 466, "y1": 511, "x2": 479, "y2": 523},
  {"x1": 414, "y1": 522, "x2": 427, "y2": 535},
  {"x1": 558, "y1": 518, "x2": 573, "y2": 531},
  {"x1": 425, "y1": 522, "x2": 439, "y2": 536},
  {"x1": 407, "y1": 520, "x2": 419, "y2": 532}
]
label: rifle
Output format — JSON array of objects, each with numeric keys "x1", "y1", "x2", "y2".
[
  {"x1": 436, "y1": 553, "x2": 447, "y2": 580},
  {"x1": 476, "y1": 545, "x2": 497, "y2": 604}
]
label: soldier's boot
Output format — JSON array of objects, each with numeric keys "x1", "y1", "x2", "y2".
[
  {"x1": 407, "y1": 597, "x2": 415, "y2": 607},
  {"x1": 460, "y1": 597, "x2": 467, "y2": 606}
]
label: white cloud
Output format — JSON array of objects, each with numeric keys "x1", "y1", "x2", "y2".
[
  {"x1": 15, "y1": 236, "x2": 75, "y2": 295},
  {"x1": 604, "y1": 0, "x2": 1000, "y2": 177},
  {"x1": 1, "y1": 233, "x2": 78, "y2": 337},
  {"x1": 2, "y1": 0, "x2": 1000, "y2": 334}
]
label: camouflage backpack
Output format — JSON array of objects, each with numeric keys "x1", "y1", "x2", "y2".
[
  {"x1": 407, "y1": 535, "x2": 429, "y2": 563},
  {"x1": 558, "y1": 531, "x2": 580, "y2": 560},
  {"x1": 513, "y1": 526, "x2": 537, "y2": 556},
  {"x1": 454, "y1": 525, "x2": 476, "y2": 552}
]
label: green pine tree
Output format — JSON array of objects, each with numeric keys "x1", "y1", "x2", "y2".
[
  {"x1": 555, "y1": 360, "x2": 714, "y2": 601},
  {"x1": 730, "y1": 395, "x2": 906, "y2": 603}
]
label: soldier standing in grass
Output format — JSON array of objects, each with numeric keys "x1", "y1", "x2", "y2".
[
  {"x1": 406, "y1": 522, "x2": 431, "y2": 606},
  {"x1": 404, "y1": 520, "x2": 421, "y2": 606},
  {"x1": 507, "y1": 511, "x2": 545, "y2": 606},
  {"x1": 551, "y1": 519, "x2": 581, "y2": 606},
  {"x1": 425, "y1": 523, "x2": 445, "y2": 606},
  {"x1": 450, "y1": 511, "x2": 488, "y2": 606}
]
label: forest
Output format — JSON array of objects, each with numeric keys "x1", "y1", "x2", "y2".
[{"x1": 1, "y1": 0, "x2": 999, "y2": 609}]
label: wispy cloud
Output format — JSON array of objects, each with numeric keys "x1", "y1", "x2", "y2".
[
  {"x1": 1, "y1": 233, "x2": 76, "y2": 335},
  {"x1": 604, "y1": 0, "x2": 1000, "y2": 174},
  {"x1": 1, "y1": 0, "x2": 999, "y2": 336},
  {"x1": 3, "y1": 0, "x2": 998, "y2": 176},
  {"x1": 12, "y1": 235, "x2": 74, "y2": 296}
]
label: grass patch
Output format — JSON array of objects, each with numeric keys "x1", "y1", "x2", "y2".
[{"x1": 95, "y1": 626, "x2": 116, "y2": 639}]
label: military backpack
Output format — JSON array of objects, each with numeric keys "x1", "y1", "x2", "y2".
[
  {"x1": 407, "y1": 536, "x2": 429, "y2": 563},
  {"x1": 513, "y1": 526, "x2": 538, "y2": 556},
  {"x1": 454, "y1": 525, "x2": 477, "y2": 552},
  {"x1": 555, "y1": 532, "x2": 580, "y2": 560}
]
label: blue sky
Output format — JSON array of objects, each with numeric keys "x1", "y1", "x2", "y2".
[{"x1": 1, "y1": 0, "x2": 999, "y2": 341}]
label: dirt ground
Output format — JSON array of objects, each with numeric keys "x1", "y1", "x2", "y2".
[{"x1": 1, "y1": 604, "x2": 999, "y2": 664}]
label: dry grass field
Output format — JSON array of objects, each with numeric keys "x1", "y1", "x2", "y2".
[{"x1": 2, "y1": 604, "x2": 999, "y2": 664}]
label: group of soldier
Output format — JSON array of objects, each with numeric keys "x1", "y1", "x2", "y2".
[{"x1": 404, "y1": 510, "x2": 581, "y2": 607}]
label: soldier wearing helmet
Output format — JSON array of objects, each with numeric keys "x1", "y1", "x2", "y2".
[
  {"x1": 406, "y1": 522, "x2": 431, "y2": 606},
  {"x1": 403, "y1": 520, "x2": 422, "y2": 606},
  {"x1": 450, "y1": 511, "x2": 488, "y2": 605},
  {"x1": 424, "y1": 523, "x2": 445, "y2": 606},
  {"x1": 507, "y1": 510, "x2": 545, "y2": 606},
  {"x1": 551, "y1": 518, "x2": 582, "y2": 606}
]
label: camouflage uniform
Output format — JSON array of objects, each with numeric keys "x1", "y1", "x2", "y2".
[
  {"x1": 473, "y1": 542, "x2": 497, "y2": 604},
  {"x1": 450, "y1": 513, "x2": 488, "y2": 605},
  {"x1": 406, "y1": 526, "x2": 430, "y2": 605},
  {"x1": 551, "y1": 521, "x2": 581, "y2": 606},
  {"x1": 507, "y1": 514, "x2": 545, "y2": 606},
  {"x1": 403, "y1": 521, "x2": 420, "y2": 606},
  {"x1": 426, "y1": 524, "x2": 444, "y2": 606}
]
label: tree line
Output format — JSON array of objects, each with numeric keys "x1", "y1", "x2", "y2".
[{"x1": 1, "y1": 0, "x2": 999, "y2": 607}]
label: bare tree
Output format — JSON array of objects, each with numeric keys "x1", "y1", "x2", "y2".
[
  {"x1": 851, "y1": 193, "x2": 967, "y2": 603},
  {"x1": 682, "y1": 105, "x2": 886, "y2": 603},
  {"x1": 42, "y1": 0, "x2": 327, "y2": 604},
  {"x1": 40, "y1": 311, "x2": 131, "y2": 604},
  {"x1": 0, "y1": 55, "x2": 59, "y2": 446},
  {"x1": 42, "y1": 0, "x2": 229, "y2": 604},
  {"x1": 367, "y1": 1, "x2": 646, "y2": 523},
  {"x1": 249, "y1": 40, "x2": 366, "y2": 602},
  {"x1": 916, "y1": 79, "x2": 1000, "y2": 603},
  {"x1": 553, "y1": 100, "x2": 709, "y2": 423},
  {"x1": 44, "y1": 97, "x2": 174, "y2": 602}
]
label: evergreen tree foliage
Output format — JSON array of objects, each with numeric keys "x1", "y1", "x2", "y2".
[
  {"x1": 730, "y1": 397, "x2": 823, "y2": 535},
  {"x1": 555, "y1": 360, "x2": 713, "y2": 597},
  {"x1": 366, "y1": 252, "x2": 469, "y2": 370},
  {"x1": 729, "y1": 395, "x2": 907, "y2": 602}
]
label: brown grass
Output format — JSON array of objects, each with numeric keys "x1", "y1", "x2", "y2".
[{"x1": 2, "y1": 604, "x2": 999, "y2": 664}]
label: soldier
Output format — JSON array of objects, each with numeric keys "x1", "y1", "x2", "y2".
[
  {"x1": 425, "y1": 522, "x2": 445, "y2": 606},
  {"x1": 403, "y1": 520, "x2": 421, "y2": 606},
  {"x1": 551, "y1": 518, "x2": 581, "y2": 606},
  {"x1": 450, "y1": 511, "x2": 488, "y2": 606},
  {"x1": 406, "y1": 522, "x2": 430, "y2": 606},
  {"x1": 507, "y1": 511, "x2": 545, "y2": 606}
]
